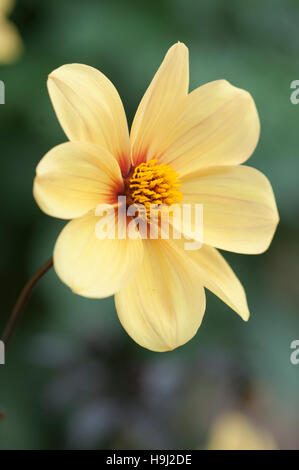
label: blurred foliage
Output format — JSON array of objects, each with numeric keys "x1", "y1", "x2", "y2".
[
  {"x1": 0, "y1": 0, "x2": 299, "y2": 450},
  {"x1": 206, "y1": 411, "x2": 277, "y2": 450}
]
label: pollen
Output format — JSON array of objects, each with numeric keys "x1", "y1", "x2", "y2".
[{"x1": 125, "y1": 159, "x2": 183, "y2": 220}]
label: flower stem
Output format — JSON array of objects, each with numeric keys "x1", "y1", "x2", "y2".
[{"x1": 2, "y1": 257, "x2": 53, "y2": 346}]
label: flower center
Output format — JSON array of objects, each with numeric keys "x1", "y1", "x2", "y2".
[{"x1": 125, "y1": 159, "x2": 182, "y2": 219}]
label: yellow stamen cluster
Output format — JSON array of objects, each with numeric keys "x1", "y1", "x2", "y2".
[{"x1": 126, "y1": 159, "x2": 182, "y2": 220}]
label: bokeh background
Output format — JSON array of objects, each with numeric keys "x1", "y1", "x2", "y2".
[{"x1": 1, "y1": 0, "x2": 299, "y2": 450}]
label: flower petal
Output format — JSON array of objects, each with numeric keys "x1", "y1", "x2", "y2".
[
  {"x1": 34, "y1": 142, "x2": 123, "y2": 219},
  {"x1": 115, "y1": 239, "x2": 206, "y2": 352},
  {"x1": 130, "y1": 42, "x2": 189, "y2": 166},
  {"x1": 0, "y1": 20, "x2": 22, "y2": 64},
  {"x1": 47, "y1": 64, "x2": 130, "y2": 175},
  {"x1": 179, "y1": 165, "x2": 279, "y2": 254},
  {"x1": 157, "y1": 80, "x2": 260, "y2": 177},
  {"x1": 54, "y1": 211, "x2": 144, "y2": 298},
  {"x1": 170, "y1": 240, "x2": 249, "y2": 320},
  {"x1": 0, "y1": 0, "x2": 15, "y2": 16}
]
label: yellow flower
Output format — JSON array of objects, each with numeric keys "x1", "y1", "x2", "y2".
[
  {"x1": 0, "y1": 0, "x2": 22, "y2": 64},
  {"x1": 206, "y1": 411, "x2": 277, "y2": 450},
  {"x1": 33, "y1": 42, "x2": 279, "y2": 352}
]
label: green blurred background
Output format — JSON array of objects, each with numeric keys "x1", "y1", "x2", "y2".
[{"x1": 0, "y1": 0, "x2": 299, "y2": 450}]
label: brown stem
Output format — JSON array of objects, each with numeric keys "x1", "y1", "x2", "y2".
[{"x1": 2, "y1": 257, "x2": 53, "y2": 346}]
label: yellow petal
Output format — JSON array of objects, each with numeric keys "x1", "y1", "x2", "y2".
[
  {"x1": 0, "y1": 0, "x2": 15, "y2": 16},
  {"x1": 47, "y1": 64, "x2": 130, "y2": 175},
  {"x1": 179, "y1": 165, "x2": 279, "y2": 254},
  {"x1": 170, "y1": 240, "x2": 249, "y2": 320},
  {"x1": 0, "y1": 19, "x2": 22, "y2": 64},
  {"x1": 115, "y1": 239, "x2": 206, "y2": 352},
  {"x1": 130, "y1": 42, "x2": 189, "y2": 166},
  {"x1": 54, "y1": 212, "x2": 143, "y2": 298},
  {"x1": 34, "y1": 142, "x2": 123, "y2": 219},
  {"x1": 157, "y1": 80, "x2": 260, "y2": 177}
]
